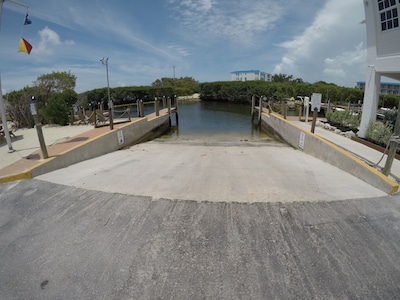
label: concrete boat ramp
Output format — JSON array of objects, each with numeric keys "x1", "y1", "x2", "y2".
[{"x1": 1, "y1": 109, "x2": 400, "y2": 299}]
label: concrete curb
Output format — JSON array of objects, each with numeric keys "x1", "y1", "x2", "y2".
[{"x1": 0, "y1": 171, "x2": 32, "y2": 183}]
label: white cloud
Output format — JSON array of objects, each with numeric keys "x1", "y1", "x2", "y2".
[
  {"x1": 323, "y1": 43, "x2": 366, "y2": 79},
  {"x1": 35, "y1": 26, "x2": 75, "y2": 56},
  {"x1": 175, "y1": 0, "x2": 214, "y2": 12},
  {"x1": 169, "y1": 0, "x2": 283, "y2": 43},
  {"x1": 167, "y1": 45, "x2": 191, "y2": 57},
  {"x1": 65, "y1": 40, "x2": 75, "y2": 46},
  {"x1": 273, "y1": 0, "x2": 366, "y2": 86}
]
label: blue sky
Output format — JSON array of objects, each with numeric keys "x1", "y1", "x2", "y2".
[{"x1": 0, "y1": 0, "x2": 367, "y2": 94}]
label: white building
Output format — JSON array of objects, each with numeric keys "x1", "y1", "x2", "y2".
[
  {"x1": 231, "y1": 70, "x2": 272, "y2": 82},
  {"x1": 359, "y1": 0, "x2": 400, "y2": 137},
  {"x1": 356, "y1": 81, "x2": 400, "y2": 95}
]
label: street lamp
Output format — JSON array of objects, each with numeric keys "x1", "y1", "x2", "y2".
[{"x1": 100, "y1": 57, "x2": 113, "y2": 130}]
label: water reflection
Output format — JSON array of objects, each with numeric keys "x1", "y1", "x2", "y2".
[{"x1": 160, "y1": 101, "x2": 278, "y2": 143}]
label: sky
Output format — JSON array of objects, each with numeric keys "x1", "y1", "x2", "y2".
[{"x1": 0, "y1": 0, "x2": 369, "y2": 94}]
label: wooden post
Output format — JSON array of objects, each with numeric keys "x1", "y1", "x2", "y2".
[
  {"x1": 282, "y1": 101, "x2": 287, "y2": 120},
  {"x1": 175, "y1": 95, "x2": 178, "y2": 125},
  {"x1": 109, "y1": 107, "x2": 114, "y2": 130},
  {"x1": 155, "y1": 98, "x2": 159, "y2": 116},
  {"x1": 311, "y1": 107, "x2": 318, "y2": 133},
  {"x1": 382, "y1": 106, "x2": 400, "y2": 175},
  {"x1": 251, "y1": 95, "x2": 255, "y2": 120},
  {"x1": 168, "y1": 97, "x2": 171, "y2": 115},
  {"x1": 163, "y1": 96, "x2": 166, "y2": 108},
  {"x1": 35, "y1": 121, "x2": 49, "y2": 159},
  {"x1": 139, "y1": 100, "x2": 145, "y2": 117},
  {"x1": 94, "y1": 109, "x2": 98, "y2": 128},
  {"x1": 258, "y1": 96, "x2": 262, "y2": 125},
  {"x1": 31, "y1": 100, "x2": 48, "y2": 159},
  {"x1": 70, "y1": 109, "x2": 74, "y2": 125}
]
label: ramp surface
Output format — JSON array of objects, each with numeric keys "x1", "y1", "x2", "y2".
[{"x1": 37, "y1": 139, "x2": 387, "y2": 202}]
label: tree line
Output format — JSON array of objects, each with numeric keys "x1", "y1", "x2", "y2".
[
  {"x1": 5, "y1": 71, "x2": 400, "y2": 128},
  {"x1": 199, "y1": 80, "x2": 364, "y2": 104},
  {"x1": 200, "y1": 79, "x2": 400, "y2": 107}
]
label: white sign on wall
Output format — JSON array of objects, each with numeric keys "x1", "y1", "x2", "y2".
[
  {"x1": 299, "y1": 132, "x2": 305, "y2": 150},
  {"x1": 117, "y1": 130, "x2": 124, "y2": 145}
]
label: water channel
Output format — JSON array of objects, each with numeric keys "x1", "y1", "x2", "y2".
[{"x1": 157, "y1": 101, "x2": 279, "y2": 144}]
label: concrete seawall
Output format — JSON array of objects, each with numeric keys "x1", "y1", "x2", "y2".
[
  {"x1": 261, "y1": 112, "x2": 399, "y2": 194},
  {"x1": 30, "y1": 114, "x2": 171, "y2": 177}
]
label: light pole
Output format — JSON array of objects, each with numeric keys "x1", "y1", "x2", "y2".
[{"x1": 100, "y1": 57, "x2": 113, "y2": 130}]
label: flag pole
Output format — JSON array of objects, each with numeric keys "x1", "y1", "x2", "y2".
[
  {"x1": 4, "y1": 0, "x2": 28, "y2": 9},
  {"x1": 0, "y1": 0, "x2": 15, "y2": 152},
  {"x1": 0, "y1": 0, "x2": 29, "y2": 153}
]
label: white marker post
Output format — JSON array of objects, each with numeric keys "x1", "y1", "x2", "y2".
[
  {"x1": 310, "y1": 93, "x2": 322, "y2": 133},
  {"x1": 304, "y1": 96, "x2": 310, "y2": 122}
]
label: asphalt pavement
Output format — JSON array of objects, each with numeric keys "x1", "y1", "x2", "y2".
[{"x1": 0, "y1": 178, "x2": 399, "y2": 299}]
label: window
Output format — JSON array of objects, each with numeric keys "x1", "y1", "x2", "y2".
[{"x1": 378, "y1": 0, "x2": 399, "y2": 31}]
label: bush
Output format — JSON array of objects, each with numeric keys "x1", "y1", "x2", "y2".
[
  {"x1": 41, "y1": 95, "x2": 69, "y2": 125},
  {"x1": 365, "y1": 120, "x2": 393, "y2": 147},
  {"x1": 383, "y1": 109, "x2": 397, "y2": 126},
  {"x1": 326, "y1": 110, "x2": 360, "y2": 130}
]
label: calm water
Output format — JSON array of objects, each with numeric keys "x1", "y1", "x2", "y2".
[{"x1": 158, "y1": 101, "x2": 277, "y2": 143}]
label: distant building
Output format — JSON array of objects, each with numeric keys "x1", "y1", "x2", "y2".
[
  {"x1": 231, "y1": 70, "x2": 272, "y2": 82},
  {"x1": 356, "y1": 81, "x2": 400, "y2": 95},
  {"x1": 359, "y1": 0, "x2": 400, "y2": 137}
]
